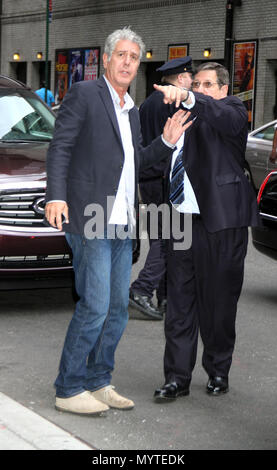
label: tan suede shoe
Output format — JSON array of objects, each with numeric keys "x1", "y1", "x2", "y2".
[
  {"x1": 91, "y1": 385, "x2": 134, "y2": 410},
  {"x1": 55, "y1": 391, "x2": 109, "y2": 416}
]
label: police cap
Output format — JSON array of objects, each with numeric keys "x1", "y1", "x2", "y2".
[{"x1": 156, "y1": 56, "x2": 193, "y2": 76}]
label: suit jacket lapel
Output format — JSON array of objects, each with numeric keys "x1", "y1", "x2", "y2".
[
  {"x1": 128, "y1": 107, "x2": 140, "y2": 175},
  {"x1": 97, "y1": 76, "x2": 123, "y2": 148},
  {"x1": 128, "y1": 108, "x2": 138, "y2": 149},
  {"x1": 186, "y1": 113, "x2": 199, "y2": 135}
]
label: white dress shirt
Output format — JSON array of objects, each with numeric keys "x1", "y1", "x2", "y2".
[
  {"x1": 104, "y1": 76, "x2": 135, "y2": 227},
  {"x1": 170, "y1": 133, "x2": 200, "y2": 214},
  {"x1": 170, "y1": 92, "x2": 199, "y2": 214}
]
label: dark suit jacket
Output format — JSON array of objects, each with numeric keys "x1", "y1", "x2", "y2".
[
  {"x1": 139, "y1": 89, "x2": 176, "y2": 183},
  {"x1": 138, "y1": 89, "x2": 177, "y2": 207},
  {"x1": 166, "y1": 92, "x2": 260, "y2": 233},
  {"x1": 46, "y1": 76, "x2": 174, "y2": 234}
]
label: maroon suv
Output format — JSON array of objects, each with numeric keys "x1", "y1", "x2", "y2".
[{"x1": 0, "y1": 75, "x2": 72, "y2": 289}]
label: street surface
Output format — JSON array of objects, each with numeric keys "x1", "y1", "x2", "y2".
[{"x1": 0, "y1": 230, "x2": 276, "y2": 450}]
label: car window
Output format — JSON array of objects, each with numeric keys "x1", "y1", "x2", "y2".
[
  {"x1": 0, "y1": 90, "x2": 55, "y2": 142},
  {"x1": 253, "y1": 124, "x2": 277, "y2": 142}
]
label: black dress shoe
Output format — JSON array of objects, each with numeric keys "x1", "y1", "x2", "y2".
[
  {"x1": 157, "y1": 298, "x2": 167, "y2": 316},
  {"x1": 154, "y1": 382, "x2": 190, "y2": 402},
  {"x1": 206, "y1": 376, "x2": 229, "y2": 396},
  {"x1": 129, "y1": 290, "x2": 163, "y2": 320}
]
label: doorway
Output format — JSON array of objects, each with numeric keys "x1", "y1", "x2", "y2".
[
  {"x1": 145, "y1": 61, "x2": 163, "y2": 98},
  {"x1": 10, "y1": 62, "x2": 27, "y2": 84},
  {"x1": 33, "y1": 61, "x2": 52, "y2": 89}
]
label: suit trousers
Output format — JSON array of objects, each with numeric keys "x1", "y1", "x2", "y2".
[{"x1": 164, "y1": 213, "x2": 248, "y2": 386}]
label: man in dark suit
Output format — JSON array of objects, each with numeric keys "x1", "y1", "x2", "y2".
[
  {"x1": 129, "y1": 57, "x2": 193, "y2": 320},
  {"x1": 45, "y1": 27, "x2": 191, "y2": 416},
  {"x1": 153, "y1": 62, "x2": 260, "y2": 401}
]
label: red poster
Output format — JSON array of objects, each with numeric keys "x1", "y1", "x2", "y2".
[
  {"x1": 168, "y1": 44, "x2": 189, "y2": 61},
  {"x1": 55, "y1": 51, "x2": 69, "y2": 104},
  {"x1": 232, "y1": 41, "x2": 257, "y2": 130}
]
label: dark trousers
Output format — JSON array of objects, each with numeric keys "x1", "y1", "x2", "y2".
[
  {"x1": 164, "y1": 215, "x2": 248, "y2": 386},
  {"x1": 131, "y1": 237, "x2": 167, "y2": 301}
]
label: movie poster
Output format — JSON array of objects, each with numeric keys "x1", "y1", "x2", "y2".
[
  {"x1": 84, "y1": 48, "x2": 99, "y2": 81},
  {"x1": 69, "y1": 50, "x2": 83, "y2": 87},
  {"x1": 55, "y1": 47, "x2": 100, "y2": 103},
  {"x1": 232, "y1": 41, "x2": 257, "y2": 130},
  {"x1": 55, "y1": 51, "x2": 69, "y2": 104}
]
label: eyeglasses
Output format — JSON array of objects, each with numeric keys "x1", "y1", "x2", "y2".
[{"x1": 192, "y1": 80, "x2": 219, "y2": 89}]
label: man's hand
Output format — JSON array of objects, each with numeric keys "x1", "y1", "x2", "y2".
[
  {"x1": 162, "y1": 109, "x2": 193, "y2": 146},
  {"x1": 154, "y1": 83, "x2": 189, "y2": 108},
  {"x1": 45, "y1": 201, "x2": 69, "y2": 231}
]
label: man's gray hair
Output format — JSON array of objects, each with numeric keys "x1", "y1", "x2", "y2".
[
  {"x1": 104, "y1": 27, "x2": 145, "y2": 60},
  {"x1": 197, "y1": 62, "x2": 230, "y2": 87}
]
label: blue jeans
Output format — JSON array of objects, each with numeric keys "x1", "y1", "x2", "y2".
[{"x1": 55, "y1": 231, "x2": 133, "y2": 398}]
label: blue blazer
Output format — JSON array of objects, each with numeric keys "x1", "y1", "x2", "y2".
[{"x1": 46, "y1": 75, "x2": 174, "y2": 234}]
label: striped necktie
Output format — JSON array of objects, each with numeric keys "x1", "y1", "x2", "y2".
[{"x1": 169, "y1": 147, "x2": 185, "y2": 205}]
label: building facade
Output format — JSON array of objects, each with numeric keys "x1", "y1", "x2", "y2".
[{"x1": 1, "y1": 0, "x2": 277, "y2": 128}]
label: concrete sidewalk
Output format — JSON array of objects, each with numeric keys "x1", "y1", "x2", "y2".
[{"x1": 0, "y1": 392, "x2": 93, "y2": 450}]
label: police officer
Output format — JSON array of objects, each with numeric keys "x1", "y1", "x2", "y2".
[{"x1": 129, "y1": 57, "x2": 194, "y2": 320}]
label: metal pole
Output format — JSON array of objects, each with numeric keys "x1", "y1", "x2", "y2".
[
  {"x1": 224, "y1": 0, "x2": 234, "y2": 75},
  {"x1": 224, "y1": 1, "x2": 242, "y2": 79},
  {"x1": 45, "y1": 0, "x2": 49, "y2": 103}
]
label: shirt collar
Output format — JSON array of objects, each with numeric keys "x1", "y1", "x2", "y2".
[{"x1": 103, "y1": 75, "x2": 134, "y2": 112}]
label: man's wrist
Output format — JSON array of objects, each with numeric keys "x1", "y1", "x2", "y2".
[
  {"x1": 182, "y1": 89, "x2": 190, "y2": 102},
  {"x1": 161, "y1": 135, "x2": 175, "y2": 149},
  {"x1": 181, "y1": 91, "x2": 195, "y2": 109}
]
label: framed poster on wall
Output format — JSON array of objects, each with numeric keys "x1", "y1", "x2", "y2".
[
  {"x1": 168, "y1": 44, "x2": 189, "y2": 61},
  {"x1": 232, "y1": 40, "x2": 258, "y2": 130},
  {"x1": 69, "y1": 50, "x2": 83, "y2": 87},
  {"x1": 84, "y1": 49, "x2": 99, "y2": 81},
  {"x1": 55, "y1": 47, "x2": 100, "y2": 103},
  {"x1": 55, "y1": 50, "x2": 69, "y2": 104}
]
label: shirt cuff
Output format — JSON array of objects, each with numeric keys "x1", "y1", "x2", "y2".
[
  {"x1": 46, "y1": 200, "x2": 66, "y2": 204},
  {"x1": 161, "y1": 135, "x2": 175, "y2": 149},
  {"x1": 182, "y1": 91, "x2": 195, "y2": 109}
]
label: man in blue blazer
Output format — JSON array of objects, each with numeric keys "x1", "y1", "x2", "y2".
[
  {"x1": 45, "y1": 27, "x2": 191, "y2": 416},
  {"x1": 153, "y1": 62, "x2": 260, "y2": 401}
]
